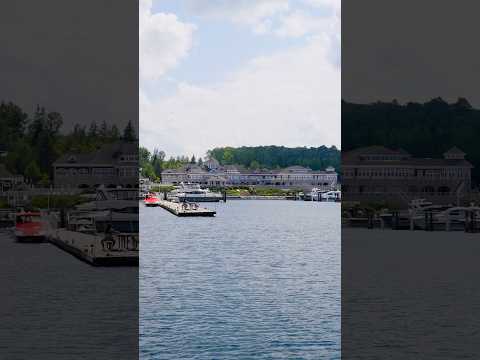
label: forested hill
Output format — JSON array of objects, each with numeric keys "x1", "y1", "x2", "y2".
[
  {"x1": 342, "y1": 98, "x2": 480, "y2": 181},
  {"x1": 0, "y1": 101, "x2": 136, "y2": 184},
  {"x1": 207, "y1": 145, "x2": 340, "y2": 171}
]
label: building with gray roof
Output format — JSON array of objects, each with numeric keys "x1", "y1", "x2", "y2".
[
  {"x1": 53, "y1": 142, "x2": 138, "y2": 189},
  {"x1": 342, "y1": 146, "x2": 473, "y2": 204}
]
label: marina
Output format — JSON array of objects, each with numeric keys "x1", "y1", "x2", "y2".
[
  {"x1": 343, "y1": 198, "x2": 480, "y2": 232},
  {"x1": 0, "y1": 186, "x2": 140, "y2": 266}
]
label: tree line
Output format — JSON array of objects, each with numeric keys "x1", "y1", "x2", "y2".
[
  {"x1": 0, "y1": 101, "x2": 136, "y2": 185},
  {"x1": 342, "y1": 97, "x2": 480, "y2": 183},
  {"x1": 140, "y1": 147, "x2": 203, "y2": 181},
  {"x1": 140, "y1": 145, "x2": 340, "y2": 181},
  {"x1": 207, "y1": 145, "x2": 340, "y2": 171}
]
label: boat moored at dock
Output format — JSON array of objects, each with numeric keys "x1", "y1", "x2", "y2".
[
  {"x1": 45, "y1": 186, "x2": 139, "y2": 266},
  {"x1": 168, "y1": 183, "x2": 223, "y2": 202},
  {"x1": 14, "y1": 211, "x2": 46, "y2": 242},
  {"x1": 144, "y1": 192, "x2": 161, "y2": 207}
]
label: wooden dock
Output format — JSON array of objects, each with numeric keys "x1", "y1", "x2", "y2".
[
  {"x1": 158, "y1": 200, "x2": 216, "y2": 217},
  {"x1": 48, "y1": 229, "x2": 138, "y2": 266}
]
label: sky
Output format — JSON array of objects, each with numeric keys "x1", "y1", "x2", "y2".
[
  {"x1": 140, "y1": 0, "x2": 341, "y2": 159},
  {"x1": 0, "y1": 1, "x2": 137, "y2": 133},
  {"x1": 343, "y1": 0, "x2": 480, "y2": 107}
]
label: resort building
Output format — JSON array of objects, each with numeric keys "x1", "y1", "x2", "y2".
[
  {"x1": 342, "y1": 146, "x2": 473, "y2": 204},
  {"x1": 53, "y1": 142, "x2": 138, "y2": 189},
  {"x1": 161, "y1": 163, "x2": 338, "y2": 190}
]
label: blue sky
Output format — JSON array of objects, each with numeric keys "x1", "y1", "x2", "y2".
[{"x1": 140, "y1": 0, "x2": 340, "y2": 158}]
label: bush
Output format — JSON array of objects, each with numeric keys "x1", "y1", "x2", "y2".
[{"x1": 30, "y1": 195, "x2": 86, "y2": 209}]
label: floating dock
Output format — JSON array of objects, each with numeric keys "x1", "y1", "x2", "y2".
[
  {"x1": 48, "y1": 229, "x2": 138, "y2": 266},
  {"x1": 157, "y1": 200, "x2": 216, "y2": 217}
]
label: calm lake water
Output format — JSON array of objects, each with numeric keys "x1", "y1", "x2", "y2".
[
  {"x1": 140, "y1": 200, "x2": 340, "y2": 359},
  {"x1": 0, "y1": 229, "x2": 138, "y2": 359}
]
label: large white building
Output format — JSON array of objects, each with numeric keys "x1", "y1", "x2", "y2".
[
  {"x1": 161, "y1": 163, "x2": 338, "y2": 190},
  {"x1": 342, "y1": 146, "x2": 473, "y2": 204}
]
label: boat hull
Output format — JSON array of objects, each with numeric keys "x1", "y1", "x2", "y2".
[
  {"x1": 15, "y1": 234, "x2": 46, "y2": 243},
  {"x1": 176, "y1": 196, "x2": 221, "y2": 202}
]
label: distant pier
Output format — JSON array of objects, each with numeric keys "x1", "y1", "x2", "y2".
[{"x1": 157, "y1": 200, "x2": 216, "y2": 217}]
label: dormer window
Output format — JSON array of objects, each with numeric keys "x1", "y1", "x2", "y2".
[{"x1": 68, "y1": 155, "x2": 77, "y2": 163}]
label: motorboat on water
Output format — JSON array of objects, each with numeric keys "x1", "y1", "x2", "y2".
[
  {"x1": 408, "y1": 198, "x2": 456, "y2": 230},
  {"x1": 144, "y1": 192, "x2": 161, "y2": 207},
  {"x1": 320, "y1": 190, "x2": 341, "y2": 202},
  {"x1": 168, "y1": 183, "x2": 223, "y2": 202},
  {"x1": 14, "y1": 211, "x2": 46, "y2": 242},
  {"x1": 308, "y1": 188, "x2": 341, "y2": 202},
  {"x1": 410, "y1": 201, "x2": 480, "y2": 231},
  {"x1": 76, "y1": 186, "x2": 139, "y2": 213},
  {"x1": 45, "y1": 186, "x2": 139, "y2": 265}
]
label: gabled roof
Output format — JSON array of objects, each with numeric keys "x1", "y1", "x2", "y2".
[
  {"x1": 444, "y1": 146, "x2": 465, "y2": 155},
  {"x1": 54, "y1": 141, "x2": 138, "y2": 166}
]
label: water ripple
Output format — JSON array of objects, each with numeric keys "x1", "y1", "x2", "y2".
[{"x1": 140, "y1": 201, "x2": 340, "y2": 359}]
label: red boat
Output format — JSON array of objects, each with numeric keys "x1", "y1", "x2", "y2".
[
  {"x1": 14, "y1": 212, "x2": 46, "y2": 242},
  {"x1": 144, "y1": 193, "x2": 161, "y2": 207}
]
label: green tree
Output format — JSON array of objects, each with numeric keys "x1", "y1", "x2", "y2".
[
  {"x1": 25, "y1": 161, "x2": 42, "y2": 183},
  {"x1": 122, "y1": 121, "x2": 136, "y2": 141}
]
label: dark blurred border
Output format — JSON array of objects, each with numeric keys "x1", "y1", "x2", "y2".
[
  {"x1": 342, "y1": 1, "x2": 480, "y2": 359},
  {"x1": 0, "y1": 1, "x2": 138, "y2": 359}
]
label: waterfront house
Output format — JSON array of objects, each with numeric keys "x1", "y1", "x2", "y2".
[
  {"x1": 53, "y1": 142, "x2": 138, "y2": 189},
  {"x1": 161, "y1": 163, "x2": 338, "y2": 191},
  {"x1": 342, "y1": 146, "x2": 472, "y2": 204}
]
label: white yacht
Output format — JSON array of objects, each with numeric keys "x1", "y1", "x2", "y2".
[
  {"x1": 45, "y1": 186, "x2": 138, "y2": 265},
  {"x1": 309, "y1": 188, "x2": 341, "y2": 202},
  {"x1": 168, "y1": 183, "x2": 223, "y2": 202}
]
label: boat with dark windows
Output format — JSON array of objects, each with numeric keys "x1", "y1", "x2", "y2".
[{"x1": 168, "y1": 183, "x2": 222, "y2": 202}]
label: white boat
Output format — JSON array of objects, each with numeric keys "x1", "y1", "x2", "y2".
[
  {"x1": 76, "y1": 186, "x2": 139, "y2": 213},
  {"x1": 408, "y1": 198, "x2": 453, "y2": 230},
  {"x1": 168, "y1": 183, "x2": 223, "y2": 202},
  {"x1": 45, "y1": 186, "x2": 138, "y2": 265},
  {"x1": 309, "y1": 188, "x2": 341, "y2": 202},
  {"x1": 321, "y1": 190, "x2": 341, "y2": 202}
]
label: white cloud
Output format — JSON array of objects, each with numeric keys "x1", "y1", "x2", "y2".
[
  {"x1": 185, "y1": 0, "x2": 290, "y2": 22},
  {"x1": 303, "y1": 0, "x2": 341, "y2": 12},
  {"x1": 139, "y1": 0, "x2": 196, "y2": 80},
  {"x1": 185, "y1": 0, "x2": 290, "y2": 33},
  {"x1": 274, "y1": 10, "x2": 331, "y2": 38},
  {"x1": 140, "y1": 35, "x2": 340, "y2": 156}
]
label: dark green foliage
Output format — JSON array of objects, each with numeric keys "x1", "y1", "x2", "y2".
[
  {"x1": 342, "y1": 98, "x2": 480, "y2": 183},
  {"x1": 0, "y1": 101, "x2": 135, "y2": 184},
  {"x1": 122, "y1": 120, "x2": 136, "y2": 141},
  {"x1": 30, "y1": 195, "x2": 87, "y2": 209},
  {"x1": 207, "y1": 145, "x2": 340, "y2": 171},
  {"x1": 139, "y1": 146, "x2": 191, "y2": 180}
]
